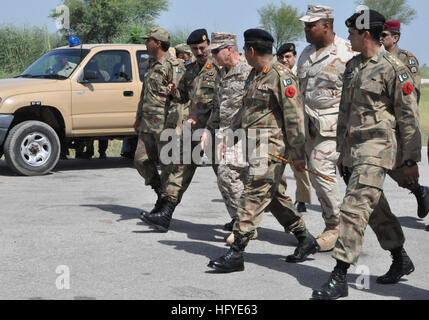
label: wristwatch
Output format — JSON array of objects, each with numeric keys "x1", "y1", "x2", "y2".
[{"x1": 404, "y1": 160, "x2": 417, "y2": 167}]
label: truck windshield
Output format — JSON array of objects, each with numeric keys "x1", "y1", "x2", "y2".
[{"x1": 19, "y1": 49, "x2": 90, "y2": 80}]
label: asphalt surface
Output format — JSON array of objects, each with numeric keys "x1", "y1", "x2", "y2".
[{"x1": 0, "y1": 149, "x2": 428, "y2": 301}]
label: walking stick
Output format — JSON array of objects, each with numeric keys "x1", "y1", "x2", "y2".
[{"x1": 268, "y1": 152, "x2": 336, "y2": 183}]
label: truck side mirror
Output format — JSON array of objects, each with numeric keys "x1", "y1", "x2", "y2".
[{"x1": 79, "y1": 69, "x2": 98, "y2": 83}]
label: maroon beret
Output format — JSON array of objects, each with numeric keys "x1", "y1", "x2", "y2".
[{"x1": 384, "y1": 20, "x2": 401, "y2": 32}]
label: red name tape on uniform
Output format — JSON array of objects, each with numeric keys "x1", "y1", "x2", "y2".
[
  {"x1": 286, "y1": 87, "x2": 296, "y2": 98},
  {"x1": 403, "y1": 83, "x2": 413, "y2": 95}
]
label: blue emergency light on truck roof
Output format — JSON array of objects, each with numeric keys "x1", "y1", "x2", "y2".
[{"x1": 69, "y1": 36, "x2": 81, "y2": 47}]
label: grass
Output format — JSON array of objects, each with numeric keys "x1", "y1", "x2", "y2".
[
  {"x1": 420, "y1": 85, "x2": 429, "y2": 146},
  {"x1": 421, "y1": 65, "x2": 429, "y2": 79}
]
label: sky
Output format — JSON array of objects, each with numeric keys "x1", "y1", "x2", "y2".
[{"x1": 0, "y1": 0, "x2": 428, "y2": 65}]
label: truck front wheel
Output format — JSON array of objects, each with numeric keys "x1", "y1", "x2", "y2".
[{"x1": 4, "y1": 121, "x2": 61, "y2": 176}]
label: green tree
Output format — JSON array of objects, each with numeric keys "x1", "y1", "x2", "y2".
[
  {"x1": 258, "y1": 2, "x2": 304, "y2": 51},
  {"x1": 51, "y1": 0, "x2": 169, "y2": 43},
  {"x1": 355, "y1": 0, "x2": 417, "y2": 25},
  {"x1": 168, "y1": 26, "x2": 191, "y2": 47}
]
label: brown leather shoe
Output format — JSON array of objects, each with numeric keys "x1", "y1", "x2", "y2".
[{"x1": 317, "y1": 228, "x2": 339, "y2": 252}]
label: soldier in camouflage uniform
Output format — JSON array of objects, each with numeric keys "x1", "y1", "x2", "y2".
[
  {"x1": 203, "y1": 32, "x2": 253, "y2": 244},
  {"x1": 312, "y1": 10, "x2": 422, "y2": 300},
  {"x1": 133, "y1": 27, "x2": 185, "y2": 219},
  {"x1": 298, "y1": 5, "x2": 356, "y2": 252},
  {"x1": 380, "y1": 20, "x2": 429, "y2": 219},
  {"x1": 208, "y1": 29, "x2": 320, "y2": 273},
  {"x1": 139, "y1": 29, "x2": 220, "y2": 232}
]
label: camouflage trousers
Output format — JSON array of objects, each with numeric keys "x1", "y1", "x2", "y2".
[
  {"x1": 306, "y1": 129, "x2": 341, "y2": 230},
  {"x1": 162, "y1": 138, "x2": 218, "y2": 205},
  {"x1": 217, "y1": 164, "x2": 247, "y2": 220},
  {"x1": 134, "y1": 132, "x2": 170, "y2": 194},
  {"x1": 333, "y1": 164, "x2": 405, "y2": 265},
  {"x1": 234, "y1": 159, "x2": 306, "y2": 237},
  {"x1": 290, "y1": 165, "x2": 312, "y2": 204}
]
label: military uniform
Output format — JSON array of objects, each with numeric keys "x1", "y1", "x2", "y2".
[
  {"x1": 297, "y1": 34, "x2": 356, "y2": 238},
  {"x1": 206, "y1": 53, "x2": 252, "y2": 220},
  {"x1": 334, "y1": 47, "x2": 421, "y2": 265},
  {"x1": 134, "y1": 41, "x2": 185, "y2": 195},
  {"x1": 161, "y1": 55, "x2": 220, "y2": 205}
]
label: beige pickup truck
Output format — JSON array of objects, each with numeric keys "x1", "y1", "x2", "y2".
[{"x1": 0, "y1": 43, "x2": 149, "y2": 175}]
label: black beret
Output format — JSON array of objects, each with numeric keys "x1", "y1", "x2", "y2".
[
  {"x1": 244, "y1": 28, "x2": 274, "y2": 43},
  {"x1": 187, "y1": 29, "x2": 209, "y2": 45},
  {"x1": 277, "y1": 43, "x2": 297, "y2": 56},
  {"x1": 345, "y1": 9, "x2": 385, "y2": 30}
]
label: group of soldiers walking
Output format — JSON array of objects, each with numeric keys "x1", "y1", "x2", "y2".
[{"x1": 132, "y1": 4, "x2": 429, "y2": 300}]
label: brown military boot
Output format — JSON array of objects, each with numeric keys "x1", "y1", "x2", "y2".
[
  {"x1": 225, "y1": 230, "x2": 258, "y2": 246},
  {"x1": 317, "y1": 228, "x2": 339, "y2": 252}
]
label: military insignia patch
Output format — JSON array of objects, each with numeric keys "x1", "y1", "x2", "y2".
[
  {"x1": 285, "y1": 86, "x2": 296, "y2": 98},
  {"x1": 206, "y1": 63, "x2": 212, "y2": 70},
  {"x1": 403, "y1": 83, "x2": 414, "y2": 95},
  {"x1": 257, "y1": 83, "x2": 268, "y2": 91},
  {"x1": 263, "y1": 66, "x2": 270, "y2": 74},
  {"x1": 411, "y1": 66, "x2": 418, "y2": 73},
  {"x1": 283, "y1": 78, "x2": 293, "y2": 87},
  {"x1": 207, "y1": 71, "x2": 215, "y2": 76},
  {"x1": 409, "y1": 59, "x2": 416, "y2": 65},
  {"x1": 176, "y1": 67, "x2": 183, "y2": 73},
  {"x1": 398, "y1": 72, "x2": 409, "y2": 83}
]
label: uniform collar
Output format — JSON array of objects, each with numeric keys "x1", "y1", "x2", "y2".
[
  {"x1": 223, "y1": 55, "x2": 248, "y2": 78},
  {"x1": 308, "y1": 34, "x2": 339, "y2": 63}
]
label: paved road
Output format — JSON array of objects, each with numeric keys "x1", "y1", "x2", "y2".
[{"x1": 0, "y1": 149, "x2": 428, "y2": 300}]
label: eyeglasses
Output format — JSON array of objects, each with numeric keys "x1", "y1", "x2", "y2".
[
  {"x1": 211, "y1": 45, "x2": 229, "y2": 54},
  {"x1": 380, "y1": 32, "x2": 390, "y2": 38}
]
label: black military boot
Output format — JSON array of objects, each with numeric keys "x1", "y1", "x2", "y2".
[
  {"x1": 285, "y1": 228, "x2": 320, "y2": 263},
  {"x1": 208, "y1": 232, "x2": 250, "y2": 273},
  {"x1": 295, "y1": 201, "x2": 307, "y2": 213},
  {"x1": 140, "y1": 198, "x2": 176, "y2": 233},
  {"x1": 312, "y1": 262, "x2": 349, "y2": 300},
  {"x1": 376, "y1": 247, "x2": 415, "y2": 284},
  {"x1": 223, "y1": 219, "x2": 236, "y2": 231},
  {"x1": 410, "y1": 185, "x2": 429, "y2": 219}
]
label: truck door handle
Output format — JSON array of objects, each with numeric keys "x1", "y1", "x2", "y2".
[{"x1": 123, "y1": 91, "x2": 134, "y2": 97}]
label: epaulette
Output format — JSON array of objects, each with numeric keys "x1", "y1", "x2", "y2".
[
  {"x1": 384, "y1": 51, "x2": 402, "y2": 72},
  {"x1": 167, "y1": 56, "x2": 179, "y2": 67},
  {"x1": 272, "y1": 62, "x2": 298, "y2": 82}
]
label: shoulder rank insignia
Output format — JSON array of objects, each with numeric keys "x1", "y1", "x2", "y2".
[
  {"x1": 403, "y1": 83, "x2": 414, "y2": 95},
  {"x1": 398, "y1": 72, "x2": 409, "y2": 83},
  {"x1": 283, "y1": 78, "x2": 293, "y2": 87},
  {"x1": 285, "y1": 86, "x2": 296, "y2": 98},
  {"x1": 263, "y1": 66, "x2": 270, "y2": 74}
]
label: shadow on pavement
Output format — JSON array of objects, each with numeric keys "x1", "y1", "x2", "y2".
[
  {"x1": 55, "y1": 157, "x2": 135, "y2": 172},
  {"x1": 81, "y1": 204, "x2": 142, "y2": 222},
  {"x1": 397, "y1": 216, "x2": 427, "y2": 230}
]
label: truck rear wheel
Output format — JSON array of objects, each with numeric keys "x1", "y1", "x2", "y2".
[{"x1": 4, "y1": 121, "x2": 61, "y2": 176}]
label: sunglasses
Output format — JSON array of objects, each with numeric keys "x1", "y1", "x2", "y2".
[
  {"x1": 211, "y1": 45, "x2": 229, "y2": 54},
  {"x1": 380, "y1": 32, "x2": 390, "y2": 38}
]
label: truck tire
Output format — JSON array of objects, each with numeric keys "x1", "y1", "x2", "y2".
[{"x1": 4, "y1": 121, "x2": 61, "y2": 176}]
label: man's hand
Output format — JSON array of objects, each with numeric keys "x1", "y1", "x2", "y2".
[
  {"x1": 187, "y1": 117, "x2": 197, "y2": 125},
  {"x1": 293, "y1": 160, "x2": 306, "y2": 172},
  {"x1": 133, "y1": 119, "x2": 141, "y2": 134},
  {"x1": 403, "y1": 164, "x2": 419, "y2": 185},
  {"x1": 217, "y1": 142, "x2": 226, "y2": 162},
  {"x1": 167, "y1": 83, "x2": 176, "y2": 96},
  {"x1": 200, "y1": 131, "x2": 209, "y2": 152}
]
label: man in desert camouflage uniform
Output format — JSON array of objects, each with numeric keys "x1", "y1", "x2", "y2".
[
  {"x1": 203, "y1": 32, "x2": 253, "y2": 245},
  {"x1": 277, "y1": 42, "x2": 312, "y2": 213},
  {"x1": 208, "y1": 29, "x2": 320, "y2": 273},
  {"x1": 380, "y1": 20, "x2": 429, "y2": 219},
  {"x1": 139, "y1": 29, "x2": 220, "y2": 232},
  {"x1": 312, "y1": 10, "x2": 421, "y2": 300},
  {"x1": 297, "y1": 5, "x2": 356, "y2": 252},
  {"x1": 134, "y1": 27, "x2": 185, "y2": 218}
]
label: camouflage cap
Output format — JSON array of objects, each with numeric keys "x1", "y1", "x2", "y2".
[
  {"x1": 140, "y1": 27, "x2": 170, "y2": 42},
  {"x1": 207, "y1": 32, "x2": 237, "y2": 51},
  {"x1": 299, "y1": 5, "x2": 334, "y2": 23},
  {"x1": 175, "y1": 43, "x2": 192, "y2": 54}
]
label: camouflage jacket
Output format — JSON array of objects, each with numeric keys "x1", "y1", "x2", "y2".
[
  {"x1": 236, "y1": 56, "x2": 306, "y2": 161},
  {"x1": 297, "y1": 35, "x2": 356, "y2": 138},
  {"x1": 173, "y1": 56, "x2": 219, "y2": 130},
  {"x1": 136, "y1": 52, "x2": 185, "y2": 134},
  {"x1": 391, "y1": 45, "x2": 421, "y2": 103},
  {"x1": 207, "y1": 55, "x2": 252, "y2": 132},
  {"x1": 337, "y1": 47, "x2": 421, "y2": 170}
]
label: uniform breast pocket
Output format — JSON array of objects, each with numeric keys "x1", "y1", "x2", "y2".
[{"x1": 357, "y1": 79, "x2": 383, "y2": 104}]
